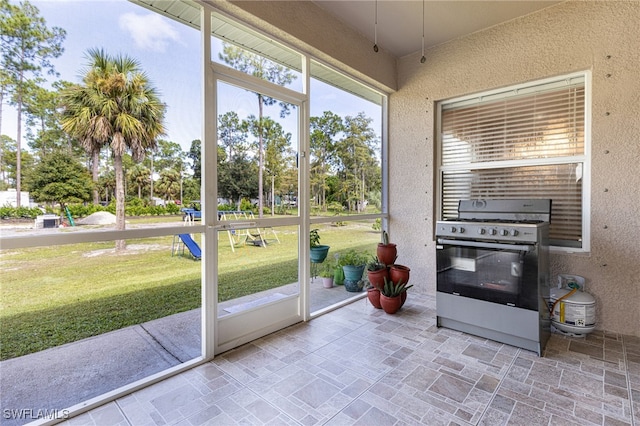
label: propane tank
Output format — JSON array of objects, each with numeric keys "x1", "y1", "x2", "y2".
[{"x1": 549, "y1": 274, "x2": 596, "y2": 337}]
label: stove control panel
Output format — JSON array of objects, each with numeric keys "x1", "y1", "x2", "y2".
[{"x1": 436, "y1": 221, "x2": 546, "y2": 243}]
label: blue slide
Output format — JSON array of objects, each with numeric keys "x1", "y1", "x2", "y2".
[{"x1": 178, "y1": 234, "x2": 202, "y2": 260}]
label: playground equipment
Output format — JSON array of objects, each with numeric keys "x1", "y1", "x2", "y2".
[
  {"x1": 219, "y1": 211, "x2": 280, "y2": 252},
  {"x1": 64, "y1": 207, "x2": 75, "y2": 226},
  {"x1": 172, "y1": 234, "x2": 202, "y2": 260},
  {"x1": 177, "y1": 210, "x2": 280, "y2": 253}
]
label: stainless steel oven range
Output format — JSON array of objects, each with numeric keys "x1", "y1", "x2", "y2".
[{"x1": 436, "y1": 199, "x2": 551, "y2": 356}]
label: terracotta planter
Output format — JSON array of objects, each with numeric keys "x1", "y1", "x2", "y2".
[
  {"x1": 390, "y1": 264, "x2": 410, "y2": 285},
  {"x1": 367, "y1": 267, "x2": 389, "y2": 289},
  {"x1": 367, "y1": 288, "x2": 382, "y2": 309},
  {"x1": 322, "y1": 277, "x2": 334, "y2": 288},
  {"x1": 377, "y1": 243, "x2": 397, "y2": 266},
  {"x1": 380, "y1": 294, "x2": 402, "y2": 314}
]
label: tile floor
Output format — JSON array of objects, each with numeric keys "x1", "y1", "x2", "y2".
[{"x1": 65, "y1": 293, "x2": 639, "y2": 426}]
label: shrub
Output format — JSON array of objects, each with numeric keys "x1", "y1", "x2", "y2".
[
  {"x1": 165, "y1": 203, "x2": 180, "y2": 215},
  {"x1": 239, "y1": 198, "x2": 254, "y2": 212},
  {"x1": 0, "y1": 205, "x2": 42, "y2": 219},
  {"x1": 0, "y1": 205, "x2": 14, "y2": 219}
]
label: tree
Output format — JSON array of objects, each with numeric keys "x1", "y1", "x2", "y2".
[
  {"x1": 156, "y1": 168, "x2": 180, "y2": 201},
  {"x1": 310, "y1": 111, "x2": 344, "y2": 210},
  {"x1": 0, "y1": 134, "x2": 15, "y2": 188},
  {"x1": 187, "y1": 139, "x2": 201, "y2": 183},
  {"x1": 218, "y1": 144, "x2": 259, "y2": 208},
  {"x1": 155, "y1": 139, "x2": 184, "y2": 172},
  {"x1": 127, "y1": 163, "x2": 150, "y2": 199},
  {"x1": 98, "y1": 170, "x2": 115, "y2": 204},
  {"x1": 29, "y1": 151, "x2": 93, "y2": 210},
  {"x1": 24, "y1": 80, "x2": 76, "y2": 157},
  {"x1": 219, "y1": 43, "x2": 296, "y2": 217},
  {"x1": 248, "y1": 116, "x2": 293, "y2": 215},
  {"x1": 60, "y1": 49, "x2": 165, "y2": 251},
  {"x1": 0, "y1": 0, "x2": 65, "y2": 206},
  {"x1": 335, "y1": 113, "x2": 380, "y2": 212},
  {"x1": 218, "y1": 111, "x2": 248, "y2": 159}
]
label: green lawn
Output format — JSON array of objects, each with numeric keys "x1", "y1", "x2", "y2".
[{"x1": 0, "y1": 219, "x2": 379, "y2": 360}]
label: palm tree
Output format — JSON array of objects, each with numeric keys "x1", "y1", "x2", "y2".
[
  {"x1": 156, "y1": 169, "x2": 181, "y2": 202},
  {"x1": 128, "y1": 163, "x2": 150, "y2": 199},
  {"x1": 60, "y1": 48, "x2": 165, "y2": 251}
]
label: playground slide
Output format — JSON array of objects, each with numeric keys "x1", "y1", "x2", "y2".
[{"x1": 178, "y1": 234, "x2": 202, "y2": 260}]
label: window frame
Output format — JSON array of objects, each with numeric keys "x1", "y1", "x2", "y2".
[{"x1": 435, "y1": 71, "x2": 591, "y2": 253}]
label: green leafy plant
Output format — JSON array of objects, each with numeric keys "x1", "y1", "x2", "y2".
[
  {"x1": 366, "y1": 256, "x2": 385, "y2": 271},
  {"x1": 310, "y1": 228, "x2": 321, "y2": 248},
  {"x1": 337, "y1": 249, "x2": 369, "y2": 267},
  {"x1": 320, "y1": 260, "x2": 336, "y2": 278},
  {"x1": 378, "y1": 277, "x2": 413, "y2": 297}
]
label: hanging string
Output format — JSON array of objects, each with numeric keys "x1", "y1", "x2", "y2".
[
  {"x1": 373, "y1": 0, "x2": 379, "y2": 52},
  {"x1": 420, "y1": 0, "x2": 426, "y2": 63}
]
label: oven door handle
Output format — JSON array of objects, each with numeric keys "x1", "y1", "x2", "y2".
[{"x1": 437, "y1": 238, "x2": 535, "y2": 252}]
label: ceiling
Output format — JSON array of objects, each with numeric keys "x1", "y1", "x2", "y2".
[{"x1": 312, "y1": 1, "x2": 562, "y2": 58}]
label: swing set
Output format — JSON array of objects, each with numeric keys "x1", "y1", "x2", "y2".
[{"x1": 219, "y1": 211, "x2": 280, "y2": 252}]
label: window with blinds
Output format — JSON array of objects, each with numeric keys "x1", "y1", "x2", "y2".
[{"x1": 437, "y1": 73, "x2": 589, "y2": 250}]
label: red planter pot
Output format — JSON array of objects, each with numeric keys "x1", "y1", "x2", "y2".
[
  {"x1": 377, "y1": 243, "x2": 397, "y2": 266},
  {"x1": 367, "y1": 288, "x2": 382, "y2": 309},
  {"x1": 380, "y1": 294, "x2": 402, "y2": 314},
  {"x1": 367, "y1": 267, "x2": 389, "y2": 289},
  {"x1": 389, "y1": 264, "x2": 410, "y2": 285}
]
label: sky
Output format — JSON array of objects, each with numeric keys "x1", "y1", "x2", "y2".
[{"x1": 2, "y1": 0, "x2": 382, "y2": 153}]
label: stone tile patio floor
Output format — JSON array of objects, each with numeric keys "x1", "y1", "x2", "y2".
[{"x1": 66, "y1": 292, "x2": 639, "y2": 426}]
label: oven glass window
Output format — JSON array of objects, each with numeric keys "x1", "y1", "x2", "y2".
[{"x1": 436, "y1": 245, "x2": 539, "y2": 310}]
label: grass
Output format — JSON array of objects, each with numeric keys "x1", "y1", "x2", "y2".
[{"x1": 0, "y1": 219, "x2": 379, "y2": 360}]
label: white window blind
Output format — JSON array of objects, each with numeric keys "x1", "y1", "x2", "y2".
[{"x1": 438, "y1": 74, "x2": 588, "y2": 249}]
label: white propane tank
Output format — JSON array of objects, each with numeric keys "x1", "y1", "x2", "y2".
[{"x1": 550, "y1": 274, "x2": 596, "y2": 337}]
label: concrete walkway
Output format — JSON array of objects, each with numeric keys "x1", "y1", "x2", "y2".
[
  {"x1": 0, "y1": 282, "x2": 360, "y2": 426},
  {"x1": 0, "y1": 309, "x2": 201, "y2": 426}
]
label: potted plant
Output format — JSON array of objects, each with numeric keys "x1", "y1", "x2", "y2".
[
  {"x1": 319, "y1": 260, "x2": 335, "y2": 288},
  {"x1": 378, "y1": 277, "x2": 413, "y2": 314},
  {"x1": 366, "y1": 256, "x2": 389, "y2": 289},
  {"x1": 366, "y1": 283, "x2": 382, "y2": 309},
  {"x1": 377, "y1": 231, "x2": 397, "y2": 266},
  {"x1": 389, "y1": 264, "x2": 410, "y2": 285},
  {"x1": 310, "y1": 228, "x2": 330, "y2": 263},
  {"x1": 337, "y1": 249, "x2": 369, "y2": 292}
]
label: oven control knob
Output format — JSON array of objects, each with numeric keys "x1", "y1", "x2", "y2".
[
  {"x1": 450, "y1": 226, "x2": 457, "y2": 233},
  {"x1": 478, "y1": 228, "x2": 486, "y2": 235},
  {"x1": 510, "y1": 229, "x2": 519, "y2": 236},
  {"x1": 500, "y1": 229, "x2": 509, "y2": 236},
  {"x1": 488, "y1": 228, "x2": 497, "y2": 235},
  {"x1": 459, "y1": 227, "x2": 465, "y2": 234}
]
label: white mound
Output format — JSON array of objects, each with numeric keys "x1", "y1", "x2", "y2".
[{"x1": 76, "y1": 211, "x2": 117, "y2": 225}]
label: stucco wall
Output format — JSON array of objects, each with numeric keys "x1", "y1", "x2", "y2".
[{"x1": 392, "y1": 1, "x2": 640, "y2": 336}]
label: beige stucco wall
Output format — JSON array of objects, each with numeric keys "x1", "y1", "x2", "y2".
[{"x1": 392, "y1": 1, "x2": 640, "y2": 336}]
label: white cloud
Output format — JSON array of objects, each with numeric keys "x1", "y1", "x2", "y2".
[{"x1": 118, "y1": 12, "x2": 180, "y2": 52}]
